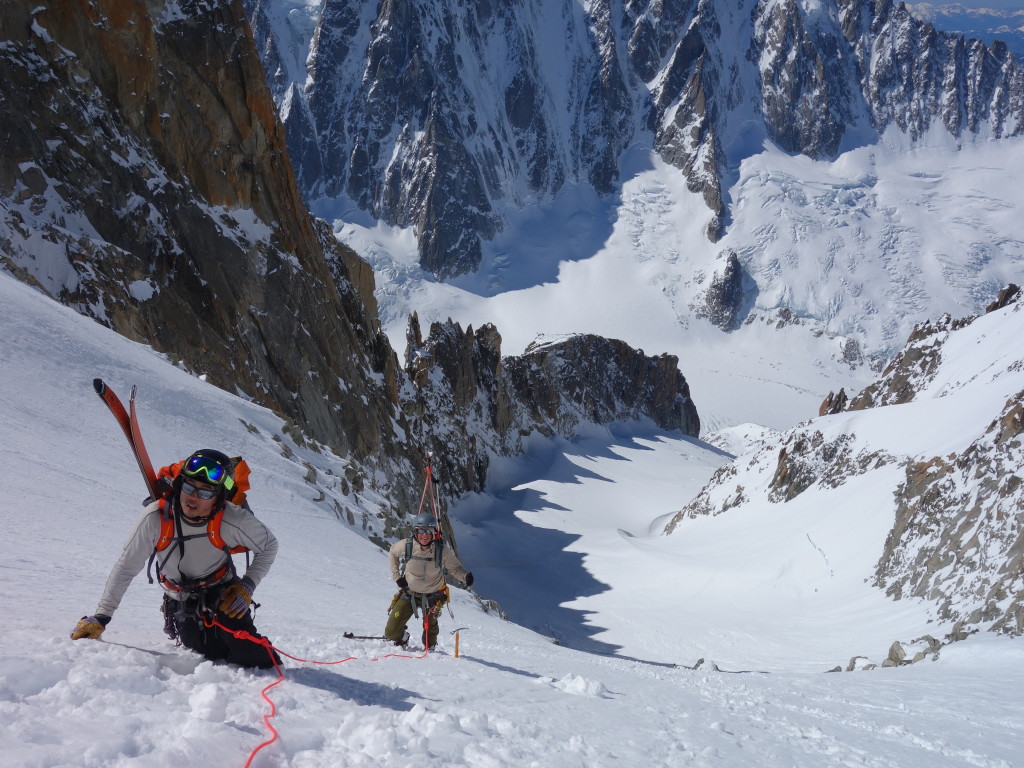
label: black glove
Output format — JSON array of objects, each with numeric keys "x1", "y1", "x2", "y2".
[
  {"x1": 396, "y1": 576, "x2": 409, "y2": 590},
  {"x1": 464, "y1": 572, "x2": 474, "y2": 588}
]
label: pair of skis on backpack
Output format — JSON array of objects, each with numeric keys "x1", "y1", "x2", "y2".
[
  {"x1": 93, "y1": 379, "x2": 159, "y2": 498},
  {"x1": 94, "y1": 379, "x2": 250, "y2": 506}
]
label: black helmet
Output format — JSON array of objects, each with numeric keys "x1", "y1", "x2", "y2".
[{"x1": 181, "y1": 449, "x2": 235, "y2": 491}]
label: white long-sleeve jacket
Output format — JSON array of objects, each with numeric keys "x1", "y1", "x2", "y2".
[{"x1": 95, "y1": 500, "x2": 278, "y2": 617}]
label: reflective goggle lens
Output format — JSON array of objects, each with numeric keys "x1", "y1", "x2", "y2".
[
  {"x1": 181, "y1": 480, "x2": 218, "y2": 500},
  {"x1": 414, "y1": 527, "x2": 433, "y2": 535},
  {"x1": 183, "y1": 455, "x2": 231, "y2": 487}
]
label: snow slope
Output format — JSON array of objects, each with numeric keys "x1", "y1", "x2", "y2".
[{"x1": 2, "y1": 265, "x2": 1023, "y2": 766}]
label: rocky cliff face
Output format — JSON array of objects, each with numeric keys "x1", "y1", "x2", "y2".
[
  {"x1": 248, "y1": 0, "x2": 1024, "y2": 278},
  {"x1": 875, "y1": 389, "x2": 1024, "y2": 634},
  {"x1": 666, "y1": 286, "x2": 1024, "y2": 638},
  {"x1": 0, "y1": 0, "x2": 401, "y2": 471},
  {"x1": 1, "y1": 0, "x2": 700, "y2": 539},
  {"x1": 692, "y1": 249, "x2": 752, "y2": 331}
]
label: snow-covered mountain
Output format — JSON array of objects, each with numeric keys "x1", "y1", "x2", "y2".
[
  {"x1": 668, "y1": 286, "x2": 1024, "y2": 638},
  {"x1": 2, "y1": 1, "x2": 1024, "y2": 761},
  {"x1": 252, "y1": 0, "x2": 1022, "y2": 254},
  {"x1": 0, "y1": 0, "x2": 701, "y2": 532},
  {"x1": 3, "y1": 262, "x2": 1023, "y2": 768}
]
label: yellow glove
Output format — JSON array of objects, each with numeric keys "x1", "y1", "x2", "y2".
[
  {"x1": 218, "y1": 578, "x2": 254, "y2": 619},
  {"x1": 70, "y1": 615, "x2": 109, "y2": 640}
]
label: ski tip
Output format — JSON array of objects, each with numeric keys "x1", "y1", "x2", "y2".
[{"x1": 92, "y1": 378, "x2": 105, "y2": 394}]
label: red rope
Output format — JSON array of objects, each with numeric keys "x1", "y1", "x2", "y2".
[
  {"x1": 206, "y1": 617, "x2": 429, "y2": 767},
  {"x1": 201, "y1": 622, "x2": 284, "y2": 768}
]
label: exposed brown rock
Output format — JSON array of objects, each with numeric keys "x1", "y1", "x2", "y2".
[
  {"x1": 819, "y1": 388, "x2": 848, "y2": 416},
  {"x1": 986, "y1": 283, "x2": 1020, "y2": 313}
]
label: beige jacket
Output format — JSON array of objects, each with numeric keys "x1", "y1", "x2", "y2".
[
  {"x1": 389, "y1": 537, "x2": 468, "y2": 594},
  {"x1": 95, "y1": 500, "x2": 278, "y2": 617}
]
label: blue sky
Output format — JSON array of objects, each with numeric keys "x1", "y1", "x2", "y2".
[{"x1": 946, "y1": 1, "x2": 1024, "y2": 9}]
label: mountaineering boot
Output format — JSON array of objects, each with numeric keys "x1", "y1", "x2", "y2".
[{"x1": 394, "y1": 631, "x2": 409, "y2": 647}]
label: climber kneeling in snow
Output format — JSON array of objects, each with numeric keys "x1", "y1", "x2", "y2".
[
  {"x1": 70, "y1": 449, "x2": 280, "y2": 669},
  {"x1": 384, "y1": 512, "x2": 473, "y2": 650}
]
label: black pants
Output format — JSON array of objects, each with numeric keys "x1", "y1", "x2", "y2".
[{"x1": 164, "y1": 588, "x2": 280, "y2": 669}]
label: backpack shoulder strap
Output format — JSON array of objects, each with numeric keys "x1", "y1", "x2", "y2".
[
  {"x1": 147, "y1": 499, "x2": 176, "y2": 584},
  {"x1": 400, "y1": 537, "x2": 413, "y2": 576},
  {"x1": 154, "y1": 499, "x2": 175, "y2": 551},
  {"x1": 435, "y1": 536, "x2": 447, "y2": 576},
  {"x1": 206, "y1": 509, "x2": 227, "y2": 550},
  {"x1": 206, "y1": 508, "x2": 249, "y2": 555}
]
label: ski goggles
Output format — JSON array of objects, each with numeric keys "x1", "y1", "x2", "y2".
[
  {"x1": 183, "y1": 455, "x2": 234, "y2": 489},
  {"x1": 413, "y1": 527, "x2": 435, "y2": 536},
  {"x1": 181, "y1": 480, "x2": 219, "y2": 500}
]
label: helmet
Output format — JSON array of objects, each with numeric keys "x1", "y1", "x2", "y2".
[
  {"x1": 411, "y1": 512, "x2": 436, "y2": 532},
  {"x1": 181, "y1": 449, "x2": 235, "y2": 491}
]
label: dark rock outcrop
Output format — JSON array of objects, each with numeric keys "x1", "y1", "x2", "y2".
[
  {"x1": 986, "y1": 283, "x2": 1020, "y2": 313},
  {"x1": 507, "y1": 335, "x2": 700, "y2": 437},
  {"x1": 0, "y1": 0, "x2": 401, "y2": 471},
  {"x1": 844, "y1": 314, "x2": 975, "y2": 411},
  {"x1": 874, "y1": 389, "x2": 1024, "y2": 634},
  {"x1": 694, "y1": 250, "x2": 749, "y2": 331},
  {"x1": 819, "y1": 388, "x2": 848, "y2": 416},
  {"x1": 401, "y1": 317, "x2": 700, "y2": 498}
]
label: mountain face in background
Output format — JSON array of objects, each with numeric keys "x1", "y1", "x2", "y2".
[
  {"x1": 0, "y1": 0, "x2": 698, "y2": 534},
  {"x1": 248, "y1": 0, "x2": 1024, "y2": 279},
  {"x1": 667, "y1": 286, "x2": 1024, "y2": 637}
]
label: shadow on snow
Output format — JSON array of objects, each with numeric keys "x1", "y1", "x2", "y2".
[
  {"x1": 287, "y1": 666, "x2": 428, "y2": 711},
  {"x1": 452, "y1": 423, "x2": 692, "y2": 657}
]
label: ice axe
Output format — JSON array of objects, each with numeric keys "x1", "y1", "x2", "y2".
[{"x1": 451, "y1": 626, "x2": 469, "y2": 658}]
